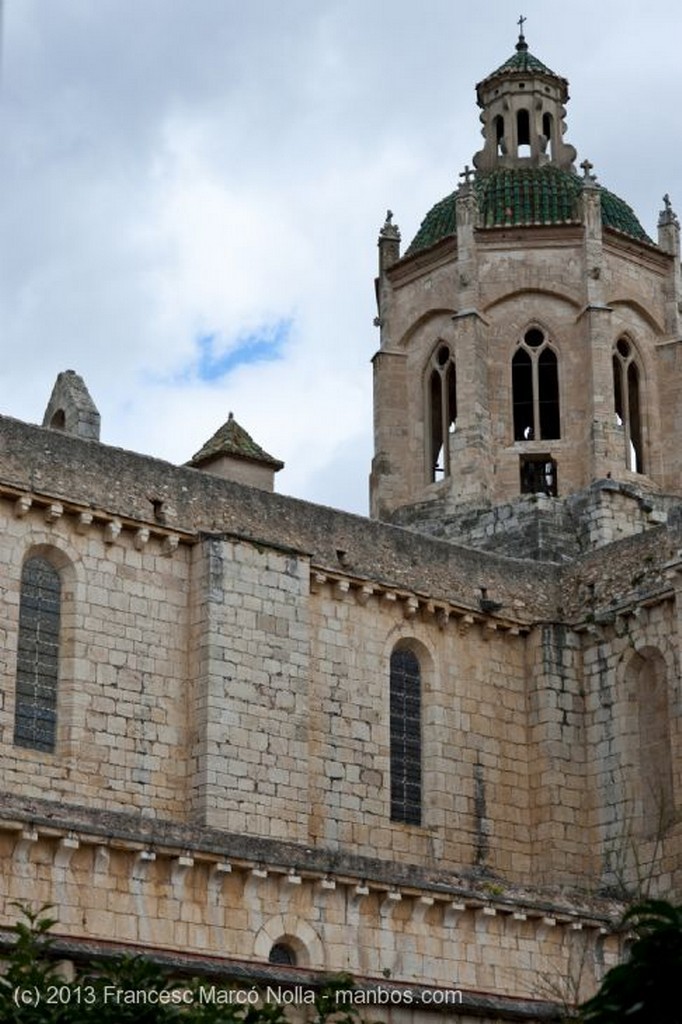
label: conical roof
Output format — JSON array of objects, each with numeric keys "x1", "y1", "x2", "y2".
[
  {"x1": 189, "y1": 413, "x2": 283, "y2": 470},
  {"x1": 476, "y1": 33, "x2": 568, "y2": 104},
  {"x1": 485, "y1": 42, "x2": 558, "y2": 80}
]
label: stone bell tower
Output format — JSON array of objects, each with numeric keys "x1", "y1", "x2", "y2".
[
  {"x1": 473, "y1": 20, "x2": 576, "y2": 172},
  {"x1": 370, "y1": 29, "x2": 682, "y2": 554}
]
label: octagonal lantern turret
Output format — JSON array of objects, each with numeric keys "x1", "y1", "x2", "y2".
[{"x1": 473, "y1": 29, "x2": 577, "y2": 173}]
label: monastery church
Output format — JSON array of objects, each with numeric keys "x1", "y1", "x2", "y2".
[{"x1": 1, "y1": 27, "x2": 682, "y2": 1023}]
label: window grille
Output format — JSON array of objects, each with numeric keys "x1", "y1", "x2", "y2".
[
  {"x1": 390, "y1": 648, "x2": 422, "y2": 825},
  {"x1": 14, "y1": 557, "x2": 61, "y2": 752}
]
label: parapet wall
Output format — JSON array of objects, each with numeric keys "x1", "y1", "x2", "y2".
[{"x1": 390, "y1": 480, "x2": 682, "y2": 563}]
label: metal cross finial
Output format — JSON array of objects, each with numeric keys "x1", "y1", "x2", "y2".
[
  {"x1": 517, "y1": 14, "x2": 526, "y2": 34},
  {"x1": 459, "y1": 165, "x2": 474, "y2": 185}
]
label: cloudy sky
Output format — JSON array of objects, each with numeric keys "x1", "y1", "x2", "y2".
[{"x1": 1, "y1": 0, "x2": 680, "y2": 514}]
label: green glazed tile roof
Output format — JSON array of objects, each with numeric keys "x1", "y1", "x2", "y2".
[
  {"x1": 189, "y1": 412, "x2": 284, "y2": 469},
  {"x1": 405, "y1": 166, "x2": 652, "y2": 255},
  {"x1": 477, "y1": 165, "x2": 581, "y2": 227},
  {"x1": 487, "y1": 46, "x2": 558, "y2": 79}
]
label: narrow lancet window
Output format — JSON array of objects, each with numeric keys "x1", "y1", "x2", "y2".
[
  {"x1": 542, "y1": 112, "x2": 554, "y2": 157},
  {"x1": 613, "y1": 338, "x2": 643, "y2": 472},
  {"x1": 517, "y1": 108, "x2": 531, "y2": 156},
  {"x1": 494, "y1": 114, "x2": 505, "y2": 155},
  {"x1": 512, "y1": 328, "x2": 560, "y2": 442},
  {"x1": 14, "y1": 557, "x2": 61, "y2": 752},
  {"x1": 427, "y1": 344, "x2": 457, "y2": 482},
  {"x1": 390, "y1": 648, "x2": 422, "y2": 825}
]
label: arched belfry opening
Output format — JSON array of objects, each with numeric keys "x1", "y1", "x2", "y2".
[
  {"x1": 542, "y1": 111, "x2": 554, "y2": 158},
  {"x1": 426, "y1": 344, "x2": 457, "y2": 483},
  {"x1": 516, "y1": 108, "x2": 531, "y2": 157},
  {"x1": 49, "y1": 409, "x2": 66, "y2": 431},
  {"x1": 612, "y1": 338, "x2": 644, "y2": 473},
  {"x1": 472, "y1": 27, "x2": 577, "y2": 173},
  {"x1": 494, "y1": 114, "x2": 505, "y2": 155},
  {"x1": 512, "y1": 328, "x2": 560, "y2": 442}
]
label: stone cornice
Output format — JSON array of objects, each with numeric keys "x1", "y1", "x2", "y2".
[
  {"x1": 309, "y1": 568, "x2": 530, "y2": 633},
  {"x1": 0, "y1": 480, "x2": 193, "y2": 551},
  {"x1": 0, "y1": 796, "x2": 620, "y2": 934}
]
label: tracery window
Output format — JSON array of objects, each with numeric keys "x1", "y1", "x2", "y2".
[
  {"x1": 512, "y1": 327, "x2": 560, "y2": 441},
  {"x1": 612, "y1": 338, "x2": 643, "y2": 473},
  {"x1": 390, "y1": 647, "x2": 422, "y2": 825},
  {"x1": 14, "y1": 557, "x2": 61, "y2": 752},
  {"x1": 427, "y1": 344, "x2": 457, "y2": 482}
]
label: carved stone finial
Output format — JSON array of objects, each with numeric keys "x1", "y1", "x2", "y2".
[
  {"x1": 658, "y1": 193, "x2": 679, "y2": 228},
  {"x1": 580, "y1": 158, "x2": 596, "y2": 182},
  {"x1": 379, "y1": 209, "x2": 400, "y2": 241}
]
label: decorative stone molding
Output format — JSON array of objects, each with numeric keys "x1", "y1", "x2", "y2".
[
  {"x1": 45, "y1": 503, "x2": 63, "y2": 524},
  {"x1": 103, "y1": 519, "x2": 122, "y2": 544},
  {"x1": 134, "y1": 527, "x2": 150, "y2": 550},
  {"x1": 76, "y1": 511, "x2": 93, "y2": 533},
  {"x1": 0, "y1": 484, "x2": 195, "y2": 552},
  {"x1": 309, "y1": 568, "x2": 530, "y2": 635},
  {"x1": 14, "y1": 495, "x2": 32, "y2": 518}
]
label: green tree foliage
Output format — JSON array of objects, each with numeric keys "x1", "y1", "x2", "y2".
[
  {"x1": 580, "y1": 899, "x2": 682, "y2": 1023},
  {"x1": 0, "y1": 907, "x2": 359, "y2": 1024}
]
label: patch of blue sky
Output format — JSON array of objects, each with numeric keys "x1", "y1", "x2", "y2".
[
  {"x1": 196, "y1": 318, "x2": 291, "y2": 382},
  {"x1": 147, "y1": 318, "x2": 291, "y2": 386}
]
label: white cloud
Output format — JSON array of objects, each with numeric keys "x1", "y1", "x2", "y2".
[{"x1": 1, "y1": 0, "x2": 681, "y2": 514}]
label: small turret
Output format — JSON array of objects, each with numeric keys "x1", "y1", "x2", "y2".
[
  {"x1": 473, "y1": 22, "x2": 576, "y2": 172},
  {"x1": 42, "y1": 370, "x2": 101, "y2": 441},
  {"x1": 188, "y1": 412, "x2": 283, "y2": 492}
]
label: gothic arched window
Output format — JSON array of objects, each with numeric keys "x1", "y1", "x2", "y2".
[
  {"x1": 512, "y1": 328, "x2": 560, "y2": 441},
  {"x1": 390, "y1": 647, "x2": 422, "y2": 825},
  {"x1": 427, "y1": 344, "x2": 457, "y2": 482},
  {"x1": 14, "y1": 556, "x2": 61, "y2": 752},
  {"x1": 612, "y1": 338, "x2": 643, "y2": 473}
]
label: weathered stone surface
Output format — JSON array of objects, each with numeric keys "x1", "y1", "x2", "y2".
[{"x1": 1, "y1": 33, "x2": 681, "y2": 1024}]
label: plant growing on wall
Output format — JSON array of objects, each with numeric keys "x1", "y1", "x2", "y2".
[
  {"x1": 579, "y1": 899, "x2": 682, "y2": 1023},
  {"x1": 0, "y1": 907, "x2": 364, "y2": 1024}
]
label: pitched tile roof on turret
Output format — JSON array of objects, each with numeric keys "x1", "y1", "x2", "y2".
[
  {"x1": 189, "y1": 413, "x2": 284, "y2": 470},
  {"x1": 487, "y1": 46, "x2": 559, "y2": 79},
  {"x1": 475, "y1": 36, "x2": 570, "y2": 104}
]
